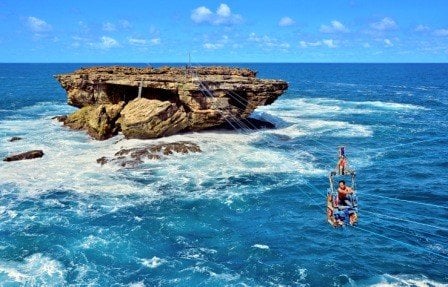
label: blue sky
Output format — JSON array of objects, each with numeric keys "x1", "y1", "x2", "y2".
[{"x1": 0, "y1": 0, "x2": 447, "y2": 63}]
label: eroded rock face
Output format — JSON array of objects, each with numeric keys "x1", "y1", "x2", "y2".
[
  {"x1": 97, "y1": 141, "x2": 201, "y2": 167},
  {"x1": 63, "y1": 102, "x2": 125, "y2": 140},
  {"x1": 120, "y1": 98, "x2": 188, "y2": 139},
  {"x1": 56, "y1": 66, "x2": 288, "y2": 139},
  {"x1": 3, "y1": 150, "x2": 44, "y2": 162}
]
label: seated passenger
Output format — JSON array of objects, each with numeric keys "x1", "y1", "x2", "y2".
[{"x1": 337, "y1": 180, "x2": 354, "y2": 207}]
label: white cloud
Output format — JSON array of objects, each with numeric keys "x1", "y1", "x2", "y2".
[
  {"x1": 384, "y1": 38, "x2": 393, "y2": 47},
  {"x1": 128, "y1": 37, "x2": 161, "y2": 46},
  {"x1": 322, "y1": 39, "x2": 337, "y2": 48},
  {"x1": 128, "y1": 38, "x2": 147, "y2": 46},
  {"x1": 102, "y1": 20, "x2": 131, "y2": 32},
  {"x1": 78, "y1": 21, "x2": 89, "y2": 33},
  {"x1": 414, "y1": 24, "x2": 430, "y2": 32},
  {"x1": 191, "y1": 6, "x2": 213, "y2": 23},
  {"x1": 248, "y1": 33, "x2": 290, "y2": 49},
  {"x1": 363, "y1": 42, "x2": 371, "y2": 48},
  {"x1": 27, "y1": 16, "x2": 52, "y2": 32},
  {"x1": 320, "y1": 20, "x2": 349, "y2": 33},
  {"x1": 216, "y1": 3, "x2": 231, "y2": 17},
  {"x1": 434, "y1": 29, "x2": 448, "y2": 36},
  {"x1": 203, "y1": 35, "x2": 229, "y2": 50},
  {"x1": 278, "y1": 16, "x2": 295, "y2": 27},
  {"x1": 71, "y1": 36, "x2": 89, "y2": 48},
  {"x1": 203, "y1": 43, "x2": 224, "y2": 49},
  {"x1": 191, "y1": 3, "x2": 242, "y2": 25},
  {"x1": 102, "y1": 22, "x2": 116, "y2": 32},
  {"x1": 299, "y1": 39, "x2": 337, "y2": 48},
  {"x1": 370, "y1": 17, "x2": 397, "y2": 31},
  {"x1": 150, "y1": 38, "x2": 161, "y2": 45},
  {"x1": 98, "y1": 36, "x2": 119, "y2": 49},
  {"x1": 299, "y1": 40, "x2": 322, "y2": 48},
  {"x1": 119, "y1": 20, "x2": 132, "y2": 29}
]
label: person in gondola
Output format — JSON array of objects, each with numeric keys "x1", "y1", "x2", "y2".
[
  {"x1": 337, "y1": 180, "x2": 354, "y2": 207},
  {"x1": 337, "y1": 179, "x2": 358, "y2": 225},
  {"x1": 336, "y1": 155, "x2": 347, "y2": 175}
]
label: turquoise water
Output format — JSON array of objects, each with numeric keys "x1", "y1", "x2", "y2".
[{"x1": 0, "y1": 63, "x2": 447, "y2": 286}]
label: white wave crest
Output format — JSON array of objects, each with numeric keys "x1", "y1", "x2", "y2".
[
  {"x1": 251, "y1": 244, "x2": 270, "y2": 250},
  {"x1": 0, "y1": 103, "x2": 321, "y2": 201},
  {"x1": 140, "y1": 256, "x2": 166, "y2": 269},
  {"x1": 256, "y1": 97, "x2": 426, "y2": 124},
  {"x1": 360, "y1": 100, "x2": 426, "y2": 111},
  {"x1": 270, "y1": 119, "x2": 373, "y2": 139},
  {"x1": 354, "y1": 273, "x2": 446, "y2": 286},
  {"x1": 0, "y1": 253, "x2": 66, "y2": 285}
]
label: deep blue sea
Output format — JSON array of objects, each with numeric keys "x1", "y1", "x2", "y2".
[{"x1": 0, "y1": 63, "x2": 447, "y2": 286}]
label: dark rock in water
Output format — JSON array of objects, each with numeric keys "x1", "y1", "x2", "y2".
[
  {"x1": 98, "y1": 141, "x2": 201, "y2": 167},
  {"x1": 8, "y1": 136, "x2": 23, "y2": 142},
  {"x1": 52, "y1": 115, "x2": 67, "y2": 122},
  {"x1": 211, "y1": 117, "x2": 275, "y2": 131},
  {"x1": 96, "y1": 156, "x2": 108, "y2": 165},
  {"x1": 3, "y1": 150, "x2": 44, "y2": 162}
]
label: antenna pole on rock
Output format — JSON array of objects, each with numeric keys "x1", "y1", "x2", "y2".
[
  {"x1": 185, "y1": 52, "x2": 192, "y2": 81},
  {"x1": 138, "y1": 79, "x2": 143, "y2": 99}
]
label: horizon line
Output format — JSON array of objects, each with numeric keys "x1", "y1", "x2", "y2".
[{"x1": 1, "y1": 62, "x2": 447, "y2": 64}]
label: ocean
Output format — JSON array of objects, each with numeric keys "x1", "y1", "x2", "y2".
[{"x1": 0, "y1": 63, "x2": 447, "y2": 286}]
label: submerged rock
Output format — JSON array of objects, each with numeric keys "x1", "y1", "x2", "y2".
[
  {"x1": 97, "y1": 141, "x2": 201, "y2": 167},
  {"x1": 52, "y1": 115, "x2": 67, "y2": 122},
  {"x1": 8, "y1": 136, "x2": 23, "y2": 142},
  {"x1": 3, "y1": 150, "x2": 44, "y2": 162},
  {"x1": 56, "y1": 66, "x2": 288, "y2": 139}
]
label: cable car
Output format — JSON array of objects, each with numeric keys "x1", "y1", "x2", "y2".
[{"x1": 326, "y1": 147, "x2": 359, "y2": 227}]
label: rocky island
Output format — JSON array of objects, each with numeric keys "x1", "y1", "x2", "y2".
[{"x1": 55, "y1": 66, "x2": 288, "y2": 140}]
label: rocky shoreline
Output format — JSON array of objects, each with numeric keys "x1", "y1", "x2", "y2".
[{"x1": 56, "y1": 66, "x2": 288, "y2": 140}]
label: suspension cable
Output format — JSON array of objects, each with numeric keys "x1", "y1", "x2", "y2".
[{"x1": 354, "y1": 225, "x2": 448, "y2": 260}]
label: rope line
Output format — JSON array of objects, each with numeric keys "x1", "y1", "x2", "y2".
[
  {"x1": 354, "y1": 225, "x2": 448, "y2": 261},
  {"x1": 362, "y1": 210, "x2": 448, "y2": 233},
  {"x1": 361, "y1": 193, "x2": 448, "y2": 211},
  {"x1": 366, "y1": 216, "x2": 448, "y2": 243}
]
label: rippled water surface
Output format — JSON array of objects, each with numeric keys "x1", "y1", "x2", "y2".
[{"x1": 0, "y1": 63, "x2": 447, "y2": 286}]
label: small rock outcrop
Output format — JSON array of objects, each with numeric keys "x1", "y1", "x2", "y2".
[
  {"x1": 3, "y1": 150, "x2": 44, "y2": 162},
  {"x1": 97, "y1": 141, "x2": 201, "y2": 167},
  {"x1": 56, "y1": 66, "x2": 288, "y2": 140}
]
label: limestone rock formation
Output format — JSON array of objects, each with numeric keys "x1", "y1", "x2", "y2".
[
  {"x1": 3, "y1": 150, "x2": 44, "y2": 162},
  {"x1": 56, "y1": 66, "x2": 288, "y2": 139}
]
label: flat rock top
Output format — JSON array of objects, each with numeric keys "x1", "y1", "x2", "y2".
[
  {"x1": 72, "y1": 66, "x2": 257, "y2": 77},
  {"x1": 55, "y1": 66, "x2": 290, "y2": 87}
]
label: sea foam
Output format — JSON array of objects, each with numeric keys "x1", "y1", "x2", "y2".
[{"x1": 0, "y1": 254, "x2": 66, "y2": 285}]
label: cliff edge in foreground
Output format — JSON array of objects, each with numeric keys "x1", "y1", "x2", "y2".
[{"x1": 55, "y1": 66, "x2": 288, "y2": 140}]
